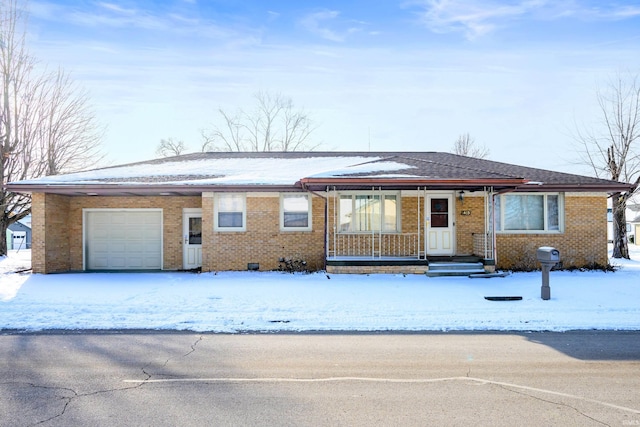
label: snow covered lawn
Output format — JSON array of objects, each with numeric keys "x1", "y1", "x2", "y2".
[{"x1": 1, "y1": 247, "x2": 639, "y2": 332}]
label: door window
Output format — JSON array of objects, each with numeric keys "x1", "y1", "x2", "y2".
[
  {"x1": 431, "y1": 198, "x2": 449, "y2": 228},
  {"x1": 188, "y1": 217, "x2": 202, "y2": 244}
]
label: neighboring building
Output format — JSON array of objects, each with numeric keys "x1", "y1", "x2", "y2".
[
  {"x1": 628, "y1": 203, "x2": 640, "y2": 245},
  {"x1": 4, "y1": 152, "x2": 634, "y2": 274},
  {"x1": 6, "y1": 217, "x2": 32, "y2": 250},
  {"x1": 607, "y1": 203, "x2": 639, "y2": 245}
]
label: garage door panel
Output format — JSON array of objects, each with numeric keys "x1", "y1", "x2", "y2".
[
  {"x1": 110, "y1": 214, "x2": 127, "y2": 225},
  {"x1": 125, "y1": 257, "x2": 144, "y2": 268},
  {"x1": 142, "y1": 224, "x2": 161, "y2": 234},
  {"x1": 141, "y1": 243, "x2": 160, "y2": 252},
  {"x1": 109, "y1": 257, "x2": 127, "y2": 268},
  {"x1": 92, "y1": 229, "x2": 109, "y2": 239},
  {"x1": 91, "y1": 258, "x2": 109, "y2": 269},
  {"x1": 86, "y1": 210, "x2": 162, "y2": 270}
]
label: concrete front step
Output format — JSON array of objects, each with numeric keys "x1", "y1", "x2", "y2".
[{"x1": 426, "y1": 262, "x2": 485, "y2": 277}]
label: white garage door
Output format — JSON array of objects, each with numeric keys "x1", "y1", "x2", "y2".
[{"x1": 85, "y1": 210, "x2": 162, "y2": 270}]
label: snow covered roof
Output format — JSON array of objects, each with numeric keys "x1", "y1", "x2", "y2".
[{"x1": 5, "y1": 152, "x2": 634, "y2": 196}]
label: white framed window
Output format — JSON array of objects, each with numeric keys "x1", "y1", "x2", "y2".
[
  {"x1": 338, "y1": 192, "x2": 400, "y2": 233},
  {"x1": 281, "y1": 194, "x2": 312, "y2": 231},
  {"x1": 214, "y1": 193, "x2": 246, "y2": 231},
  {"x1": 495, "y1": 193, "x2": 563, "y2": 233}
]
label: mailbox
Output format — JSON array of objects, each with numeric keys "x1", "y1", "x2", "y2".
[
  {"x1": 537, "y1": 246, "x2": 559, "y2": 300},
  {"x1": 537, "y1": 247, "x2": 560, "y2": 263}
]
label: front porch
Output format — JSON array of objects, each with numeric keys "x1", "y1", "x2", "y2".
[
  {"x1": 325, "y1": 255, "x2": 492, "y2": 275},
  {"x1": 323, "y1": 187, "x2": 497, "y2": 275}
]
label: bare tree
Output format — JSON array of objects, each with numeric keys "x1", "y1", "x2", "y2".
[
  {"x1": 451, "y1": 133, "x2": 490, "y2": 159},
  {"x1": 202, "y1": 91, "x2": 317, "y2": 152},
  {"x1": 36, "y1": 68, "x2": 103, "y2": 175},
  {"x1": 0, "y1": 0, "x2": 103, "y2": 256},
  {"x1": 574, "y1": 72, "x2": 640, "y2": 259},
  {"x1": 156, "y1": 137, "x2": 188, "y2": 158}
]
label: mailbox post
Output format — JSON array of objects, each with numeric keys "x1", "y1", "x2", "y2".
[{"x1": 536, "y1": 247, "x2": 560, "y2": 300}]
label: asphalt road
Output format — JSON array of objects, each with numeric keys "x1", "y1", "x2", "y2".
[{"x1": 1, "y1": 331, "x2": 639, "y2": 426}]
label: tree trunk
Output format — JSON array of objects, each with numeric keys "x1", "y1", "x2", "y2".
[
  {"x1": 611, "y1": 193, "x2": 630, "y2": 259},
  {"x1": 0, "y1": 216, "x2": 8, "y2": 256}
]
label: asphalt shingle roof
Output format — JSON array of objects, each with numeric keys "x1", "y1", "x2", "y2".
[{"x1": 6, "y1": 151, "x2": 634, "y2": 196}]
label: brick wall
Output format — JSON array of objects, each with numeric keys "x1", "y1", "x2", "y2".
[
  {"x1": 455, "y1": 195, "x2": 485, "y2": 255},
  {"x1": 31, "y1": 193, "x2": 71, "y2": 273},
  {"x1": 32, "y1": 195, "x2": 201, "y2": 272},
  {"x1": 326, "y1": 265, "x2": 429, "y2": 274},
  {"x1": 201, "y1": 193, "x2": 326, "y2": 272},
  {"x1": 496, "y1": 194, "x2": 608, "y2": 269},
  {"x1": 67, "y1": 196, "x2": 201, "y2": 271},
  {"x1": 31, "y1": 191, "x2": 609, "y2": 274}
]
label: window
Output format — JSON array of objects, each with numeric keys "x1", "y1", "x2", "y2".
[
  {"x1": 215, "y1": 193, "x2": 245, "y2": 231},
  {"x1": 281, "y1": 194, "x2": 312, "y2": 231},
  {"x1": 495, "y1": 193, "x2": 563, "y2": 233},
  {"x1": 338, "y1": 193, "x2": 399, "y2": 232}
]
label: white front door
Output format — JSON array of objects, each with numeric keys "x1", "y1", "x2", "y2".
[
  {"x1": 426, "y1": 194, "x2": 454, "y2": 256},
  {"x1": 183, "y1": 209, "x2": 202, "y2": 270}
]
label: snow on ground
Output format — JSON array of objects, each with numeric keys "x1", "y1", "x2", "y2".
[{"x1": 1, "y1": 246, "x2": 639, "y2": 333}]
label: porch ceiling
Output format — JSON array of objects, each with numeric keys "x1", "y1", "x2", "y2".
[{"x1": 300, "y1": 177, "x2": 527, "y2": 192}]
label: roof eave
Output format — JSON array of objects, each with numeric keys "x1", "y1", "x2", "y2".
[
  {"x1": 299, "y1": 177, "x2": 528, "y2": 190},
  {"x1": 516, "y1": 183, "x2": 635, "y2": 193},
  {"x1": 4, "y1": 183, "x2": 304, "y2": 196}
]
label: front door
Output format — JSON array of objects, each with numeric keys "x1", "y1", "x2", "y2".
[
  {"x1": 183, "y1": 209, "x2": 202, "y2": 270},
  {"x1": 426, "y1": 194, "x2": 454, "y2": 255}
]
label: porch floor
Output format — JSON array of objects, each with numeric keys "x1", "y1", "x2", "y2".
[{"x1": 326, "y1": 255, "x2": 483, "y2": 266}]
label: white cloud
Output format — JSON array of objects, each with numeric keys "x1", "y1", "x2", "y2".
[
  {"x1": 96, "y1": 2, "x2": 137, "y2": 16},
  {"x1": 408, "y1": 0, "x2": 547, "y2": 40},
  {"x1": 299, "y1": 10, "x2": 345, "y2": 42},
  {"x1": 30, "y1": 1, "x2": 258, "y2": 42},
  {"x1": 408, "y1": 0, "x2": 640, "y2": 40},
  {"x1": 299, "y1": 10, "x2": 368, "y2": 42}
]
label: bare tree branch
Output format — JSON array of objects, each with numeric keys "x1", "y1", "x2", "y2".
[
  {"x1": 451, "y1": 133, "x2": 490, "y2": 159},
  {"x1": 201, "y1": 91, "x2": 317, "y2": 152},
  {"x1": 156, "y1": 137, "x2": 188, "y2": 158},
  {"x1": 0, "y1": 0, "x2": 104, "y2": 256}
]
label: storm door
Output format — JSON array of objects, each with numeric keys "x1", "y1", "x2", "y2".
[
  {"x1": 183, "y1": 208, "x2": 202, "y2": 269},
  {"x1": 426, "y1": 194, "x2": 454, "y2": 255}
]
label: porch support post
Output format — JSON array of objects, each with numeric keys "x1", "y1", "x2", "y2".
[
  {"x1": 484, "y1": 186, "x2": 497, "y2": 266},
  {"x1": 491, "y1": 187, "x2": 497, "y2": 264},
  {"x1": 378, "y1": 186, "x2": 382, "y2": 259},
  {"x1": 325, "y1": 186, "x2": 329, "y2": 260},
  {"x1": 422, "y1": 187, "x2": 427, "y2": 259},
  {"x1": 484, "y1": 187, "x2": 489, "y2": 259},
  {"x1": 417, "y1": 187, "x2": 421, "y2": 259},
  {"x1": 332, "y1": 186, "x2": 337, "y2": 258}
]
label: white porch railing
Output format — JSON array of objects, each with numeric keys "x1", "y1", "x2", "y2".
[
  {"x1": 473, "y1": 232, "x2": 494, "y2": 260},
  {"x1": 329, "y1": 233, "x2": 420, "y2": 258}
]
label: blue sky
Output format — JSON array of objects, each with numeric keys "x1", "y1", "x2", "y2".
[{"x1": 26, "y1": 0, "x2": 640, "y2": 173}]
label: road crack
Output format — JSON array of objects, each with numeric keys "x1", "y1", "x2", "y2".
[
  {"x1": 10, "y1": 337, "x2": 204, "y2": 426},
  {"x1": 140, "y1": 335, "x2": 204, "y2": 381},
  {"x1": 496, "y1": 384, "x2": 611, "y2": 427}
]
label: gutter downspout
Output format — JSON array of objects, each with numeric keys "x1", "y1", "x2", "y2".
[{"x1": 301, "y1": 184, "x2": 328, "y2": 272}]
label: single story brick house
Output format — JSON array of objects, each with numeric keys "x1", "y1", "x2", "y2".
[{"x1": 5, "y1": 152, "x2": 634, "y2": 274}]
